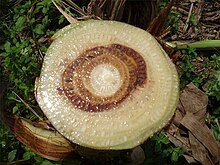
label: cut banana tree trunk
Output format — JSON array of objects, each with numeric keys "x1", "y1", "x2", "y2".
[{"x1": 35, "y1": 20, "x2": 179, "y2": 151}]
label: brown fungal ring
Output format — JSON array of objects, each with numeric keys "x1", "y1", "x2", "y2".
[{"x1": 60, "y1": 44, "x2": 147, "y2": 112}]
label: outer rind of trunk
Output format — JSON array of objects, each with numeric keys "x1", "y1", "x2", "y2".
[{"x1": 1, "y1": 112, "x2": 79, "y2": 161}]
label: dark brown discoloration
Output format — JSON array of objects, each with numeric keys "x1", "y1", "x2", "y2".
[
  {"x1": 111, "y1": 44, "x2": 147, "y2": 86},
  {"x1": 58, "y1": 44, "x2": 147, "y2": 112}
]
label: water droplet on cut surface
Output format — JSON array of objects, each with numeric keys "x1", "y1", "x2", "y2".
[
  {"x1": 101, "y1": 131, "x2": 105, "y2": 137},
  {"x1": 105, "y1": 139, "x2": 110, "y2": 145},
  {"x1": 81, "y1": 126, "x2": 87, "y2": 132},
  {"x1": 124, "y1": 136, "x2": 128, "y2": 142}
]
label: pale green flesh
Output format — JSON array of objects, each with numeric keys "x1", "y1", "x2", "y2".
[{"x1": 36, "y1": 20, "x2": 179, "y2": 150}]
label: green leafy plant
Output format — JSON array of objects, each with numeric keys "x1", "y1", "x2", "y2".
[
  {"x1": 0, "y1": 124, "x2": 20, "y2": 162},
  {"x1": 0, "y1": 0, "x2": 68, "y2": 118},
  {"x1": 143, "y1": 133, "x2": 187, "y2": 165},
  {"x1": 166, "y1": 10, "x2": 182, "y2": 33},
  {"x1": 0, "y1": 0, "x2": 68, "y2": 164},
  {"x1": 179, "y1": 47, "x2": 219, "y2": 145},
  {"x1": 179, "y1": 47, "x2": 219, "y2": 89},
  {"x1": 189, "y1": 13, "x2": 197, "y2": 26},
  {"x1": 179, "y1": 47, "x2": 201, "y2": 87}
]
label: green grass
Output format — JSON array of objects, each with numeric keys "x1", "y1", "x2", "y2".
[
  {"x1": 0, "y1": 0, "x2": 219, "y2": 164},
  {"x1": 0, "y1": 0, "x2": 69, "y2": 164}
]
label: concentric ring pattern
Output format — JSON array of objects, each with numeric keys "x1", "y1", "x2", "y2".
[
  {"x1": 36, "y1": 20, "x2": 179, "y2": 150},
  {"x1": 61, "y1": 44, "x2": 147, "y2": 112}
]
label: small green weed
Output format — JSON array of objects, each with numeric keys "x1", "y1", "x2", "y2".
[
  {"x1": 189, "y1": 13, "x2": 197, "y2": 26},
  {"x1": 179, "y1": 47, "x2": 201, "y2": 87},
  {"x1": 159, "y1": 0, "x2": 182, "y2": 34},
  {"x1": 167, "y1": 10, "x2": 182, "y2": 34},
  {"x1": 0, "y1": 124, "x2": 20, "y2": 162},
  {"x1": 143, "y1": 133, "x2": 187, "y2": 165},
  {"x1": 179, "y1": 47, "x2": 220, "y2": 89}
]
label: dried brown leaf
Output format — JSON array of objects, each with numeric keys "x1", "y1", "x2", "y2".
[
  {"x1": 183, "y1": 154, "x2": 197, "y2": 164},
  {"x1": 189, "y1": 132, "x2": 214, "y2": 165},
  {"x1": 166, "y1": 132, "x2": 191, "y2": 153},
  {"x1": 87, "y1": 0, "x2": 159, "y2": 29},
  {"x1": 87, "y1": 0, "x2": 126, "y2": 20},
  {"x1": 165, "y1": 83, "x2": 220, "y2": 165},
  {"x1": 181, "y1": 114, "x2": 220, "y2": 164},
  {"x1": 52, "y1": 0, "x2": 78, "y2": 23},
  {"x1": 179, "y1": 83, "x2": 208, "y2": 122},
  {"x1": 147, "y1": 0, "x2": 174, "y2": 36}
]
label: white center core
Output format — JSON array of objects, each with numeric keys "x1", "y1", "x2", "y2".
[{"x1": 90, "y1": 64, "x2": 122, "y2": 97}]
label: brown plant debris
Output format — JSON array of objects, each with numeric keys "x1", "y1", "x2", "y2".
[
  {"x1": 147, "y1": 0, "x2": 174, "y2": 37},
  {"x1": 53, "y1": 0, "x2": 161, "y2": 29},
  {"x1": 87, "y1": 0, "x2": 160, "y2": 29},
  {"x1": 52, "y1": 0, "x2": 78, "y2": 23},
  {"x1": 165, "y1": 83, "x2": 220, "y2": 165},
  {"x1": 171, "y1": 0, "x2": 220, "y2": 40}
]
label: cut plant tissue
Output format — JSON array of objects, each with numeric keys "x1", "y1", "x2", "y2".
[{"x1": 35, "y1": 20, "x2": 179, "y2": 150}]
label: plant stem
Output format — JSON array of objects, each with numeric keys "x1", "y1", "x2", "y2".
[
  {"x1": 12, "y1": 91, "x2": 43, "y2": 121},
  {"x1": 166, "y1": 40, "x2": 220, "y2": 50}
]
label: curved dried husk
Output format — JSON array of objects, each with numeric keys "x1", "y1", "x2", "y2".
[
  {"x1": 36, "y1": 20, "x2": 179, "y2": 150},
  {"x1": 0, "y1": 110, "x2": 79, "y2": 161}
]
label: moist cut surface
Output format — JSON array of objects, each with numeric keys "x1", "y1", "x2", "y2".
[{"x1": 36, "y1": 20, "x2": 179, "y2": 150}]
